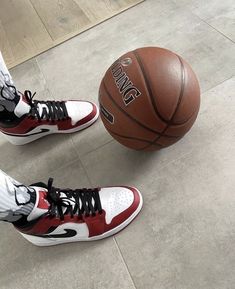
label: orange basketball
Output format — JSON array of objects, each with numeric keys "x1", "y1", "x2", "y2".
[{"x1": 99, "y1": 47, "x2": 200, "y2": 151}]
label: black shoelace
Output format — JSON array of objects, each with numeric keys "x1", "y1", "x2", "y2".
[
  {"x1": 46, "y1": 178, "x2": 102, "y2": 220},
  {"x1": 24, "y1": 90, "x2": 69, "y2": 121}
]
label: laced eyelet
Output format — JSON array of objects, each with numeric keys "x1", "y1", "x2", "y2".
[
  {"x1": 25, "y1": 91, "x2": 69, "y2": 122},
  {"x1": 46, "y1": 179, "x2": 102, "y2": 220}
]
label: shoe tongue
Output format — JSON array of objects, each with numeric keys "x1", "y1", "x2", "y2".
[
  {"x1": 27, "y1": 187, "x2": 50, "y2": 221},
  {"x1": 60, "y1": 191, "x2": 95, "y2": 213},
  {"x1": 59, "y1": 192, "x2": 77, "y2": 214},
  {"x1": 14, "y1": 95, "x2": 30, "y2": 118},
  {"x1": 37, "y1": 102, "x2": 49, "y2": 119}
]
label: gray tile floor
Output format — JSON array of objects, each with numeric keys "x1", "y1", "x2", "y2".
[{"x1": 0, "y1": 0, "x2": 235, "y2": 288}]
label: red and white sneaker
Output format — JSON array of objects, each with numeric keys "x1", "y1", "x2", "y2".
[
  {"x1": 0, "y1": 90, "x2": 99, "y2": 145},
  {"x1": 13, "y1": 178, "x2": 143, "y2": 246}
]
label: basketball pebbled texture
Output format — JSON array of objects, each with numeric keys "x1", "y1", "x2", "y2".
[{"x1": 99, "y1": 47, "x2": 200, "y2": 151}]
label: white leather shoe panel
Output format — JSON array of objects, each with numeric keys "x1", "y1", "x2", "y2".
[
  {"x1": 99, "y1": 187, "x2": 134, "y2": 224},
  {"x1": 66, "y1": 101, "x2": 94, "y2": 125}
]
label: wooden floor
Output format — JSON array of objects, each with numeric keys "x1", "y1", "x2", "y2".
[{"x1": 0, "y1": 0, "x2": 144, "y2": 68}]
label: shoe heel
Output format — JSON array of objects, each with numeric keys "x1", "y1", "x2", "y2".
[
  {"x1": 1, "y1": 133, "x2": 30, "y2": 145},
  {"x1": 1, "y1": 131, "x2": 49, "y2": 145}
]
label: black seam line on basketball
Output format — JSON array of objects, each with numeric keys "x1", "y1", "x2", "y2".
[
  {"x1": 171, "y1": 107, "x2": 199, "y2": 126},
  {"x1": 132, "y1": 50, "x2": 170, "y2": 124},
  {"x1": 102, "y1": 81, "x2": 179, "y2": 139},
  {"x1": 168, "y1": 55, "x2": 186, "y2": 123},
  {"x1": 132, "y1": 50, "x2": 189, "y2": 127},
  {"x1": 108, "y1": 129, "x2": 163, "y2": 147},
  {"x1": 138, "y1": 55, "x2": 186, "y2": 151},
  {"x1": 170, "y1": 111, "x2": 195, "y2": 126}
]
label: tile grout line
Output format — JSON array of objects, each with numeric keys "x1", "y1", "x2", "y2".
[
  {"x1": 113, "y1": 237, "x2": 138, "y2": 289},
  {"x1": 78, "y1": 139, "x2": 115, "y2": 159},
  {"x1": 35, "y1": 151, "x2": 82, "y2": 181},
  {"x1": 78, "y1": 158, "x2": 93, "y2": 187},
  {"x1": 35, "y1": 57, "x2": 56, "y2": 101},
  {"x1": 70, "y1": 137, "x2": 94, "y2": 187},
  {"x1": 79, "y1": 138, "x2": 114, "y2": 158},
  {"x1": 193, "y1": 13, "x2": 235, "y2": 44},
  {"x1": 201, "y1": 75, "x2": 234, "y2": 94},
  {"x1": 29, "y1": 0, "x2": 54, "y2": 41}
]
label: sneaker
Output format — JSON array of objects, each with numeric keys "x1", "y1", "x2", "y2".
[
  {"x1": 13, "y1": 178, "x2": 143, "y2": 246},
  {"x1": 0, "y1": 90, "x2": 99, "y2": 145}
]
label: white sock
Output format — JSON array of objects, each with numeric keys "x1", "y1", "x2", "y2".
[
  {"x1": 0, "y1": 51, "x2": 30, "y2": 119},
  {"x1": 0, "y1": 170, "x2": 36, "y2": 222}
]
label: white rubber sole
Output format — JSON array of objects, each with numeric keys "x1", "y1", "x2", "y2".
[
  {"x1": 19, "y1": 189, "x2": 143, "y2": 246},
  {"x1": 1, "y1": 104, "x2": 99, "y2": 145}
]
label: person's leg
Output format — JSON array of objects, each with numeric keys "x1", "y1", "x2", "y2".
[
  {"x1": 0, "y1": 52, "x2": 30, "y2": 121},
  {"x1": 0, "y1": 169, "x2": 36, "y2": 222},
  {"x1": 0, "y1": 51, "x2": 13, "y2": 87},
  {"x1": 0, "y1": 51, "x2": 99, "y2": 145}
]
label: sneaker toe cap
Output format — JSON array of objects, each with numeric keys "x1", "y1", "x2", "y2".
[
  {"x1": 99, "y1": 186, "x2": 142, "y2": 225},
  {"x1": 66, "y1": 101, "x2": 98, "y2": 125}
]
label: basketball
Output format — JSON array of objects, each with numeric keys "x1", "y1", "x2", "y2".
[{"x1": 99, "y1": 47, "x2": 200, "y2": 151}]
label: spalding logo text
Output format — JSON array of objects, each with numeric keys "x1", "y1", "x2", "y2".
[{"x1": 111, "y1": 59, "x2": 141, "y2": 106}]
